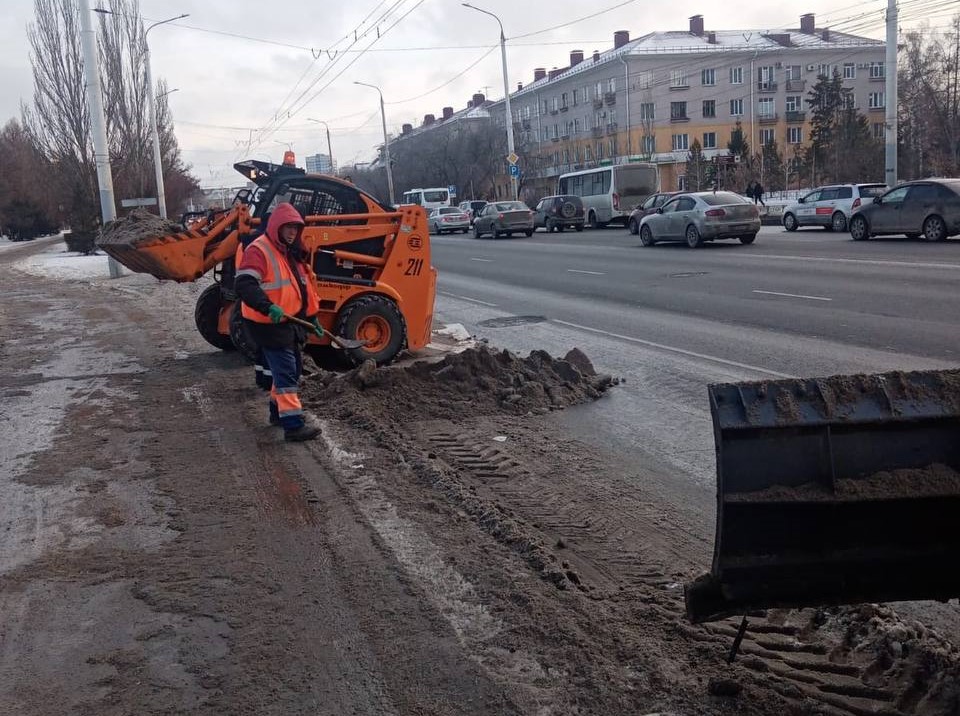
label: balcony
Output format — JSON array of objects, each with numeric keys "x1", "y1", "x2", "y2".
[
  {"x1": 604, "y1": 91, "x2": 616, "y2": 106},
  {"x1": 757, "y1": 82, "x2": 778, "y2": 93},
  {"x1": 559, "y1": 105, "x2": 568, "y2": 112},
  {"x1": 758, "y1": 113, "x2": 779, "y2": 124},
  {"x1": 550, "y1": 109, "x2": 559, "y2": 116},
  {"x1": 592, "y1": 98, "x2": 604, "y2": 109},
  {"x1": 785, "y1": 111, "x2": 806, "y2": 123},
  {"x1": 606, "y1": 122, "x2": 618, "y2": 135},
  {"x1": 785, "y1": 79, "x2": 806, "y2": 92},
  {"x1": 868, "y1": 104, "x2": 885, "y2": 111},
  {"x1": 591, "y1": 126, "x2": 604, "y2": 137},
  {"x1": 550, "y1": 135, "x2": 560, "y2": 142},
  {"x1": 561, "y1": 132, "x2": 570, "y2": 140},
  {"x1": 670, "y1": 114, "x2": 690, "y2": 123}
]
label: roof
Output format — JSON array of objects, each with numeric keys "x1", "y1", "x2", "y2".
[
  {"x1": 392, "y1": 102, "x2": 492, "y2": 144},
  {"x1": 502, "y1": 26, "x2": 883, "y2": 104}
]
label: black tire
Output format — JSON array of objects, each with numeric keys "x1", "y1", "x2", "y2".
[
  {"x1": 923, "y1": 215, "x2": 947, "y2": 242},
  {"x1": 685, "y1": 224, "x2": 703, "y2": 248},
  {"x1": 493, "y1": 225, "x2": 503, "y2": 239},
  {"x1": 739, "y1": 234, "x2": 757, "y2": 245},
  {"x1": 229, "y1": 301, "x2": 259, "y2": 363},
  {"x1": 524, "y1": 229, "x2": 533, "y2": 237},
  {"x1": 783, "y1": 213, "x2": 798, "y2": 232},
  {"x1": 195, "y1": 284, "x2": 235, "y2": 351},
  {"x1": 335, "y1": 294, "x2": 407, "y2": 365},
  {"x1": 506, "y1": 232, "x2": 514, "y2": 238},
  {"x1": 545, "y1": 218, "x2": 555, "y2": 232},
  {"x1": 559, "y1": 201, "x2": 577, "y2": 219},
  {"x1": 628, "y1": 218, "x2": 639, "y2": 235},
  {"x1": 462, "y1": 228, "x2": 469, "y2": 234},
  {"x1": 849, "y1": 214, "x2": 870, "y2": 241},
  {"x1": 640, "y1": 225, "x2": 656, "y2": 247},
  {"x1": 556, "y1": 223, "x2": 565, "y2": 233},
  {"x1": 588, "y1": 211, "x2": 600, "y2": 229},
  {"x1": 574, "y1": 225, "x2": 583, "y2": 232},
  {"x1": 473, "y1": 224, "x2": 482, "y2": 239},
  {"x1": 831, "y1": 212, "x2": 848, "y2": 232}
]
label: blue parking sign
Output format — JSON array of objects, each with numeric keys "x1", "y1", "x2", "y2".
[
  {"x1": 509, "y1": 164, "x2": 520, "y2": 177},
  {"x1": 448, "y1": 185, "x2": 457, "y2": 196}
]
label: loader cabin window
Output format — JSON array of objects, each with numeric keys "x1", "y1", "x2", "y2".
[{"x1": 260, "y1": 178, "x2": 366, "y2": 220}]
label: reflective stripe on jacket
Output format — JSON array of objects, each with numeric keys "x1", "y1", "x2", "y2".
[{"x1": 240, "y1": 235, "x2": 320, "y2": 323}]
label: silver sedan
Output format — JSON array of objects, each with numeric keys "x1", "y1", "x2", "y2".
[
  {"x1": 638, "y1": 191, "x2": 761, "y2": 248},
  {"x1": 428, "y1": 207, "x2": 471, "y2": 234}
]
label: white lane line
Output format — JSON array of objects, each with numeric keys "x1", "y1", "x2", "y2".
[
  {"x1": 744, "y1": 253, "x2": 960, "y2": 270},
  {"x1": 567, "y1": 269, "x2": 606, "y2": 275},
  {"x1": 552, "y1": 319, "x2": 794, "y2": 379},
  {"x1": 752, "y1": 289, "x2": 833, "y2": 302},
  {"x1": 469, "y1": 257, "x2": 493, "y2": 262},
  {"x1": 437, "y1": 290, "x2": 498, "y2": 307}
]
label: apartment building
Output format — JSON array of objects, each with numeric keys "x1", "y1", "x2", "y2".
[
  {"x1": 489, "y1": 13, "x2": 885, "y2": 197},
  {"x1": 305, "y1": 153, "x2": 337, "y2": 175}
]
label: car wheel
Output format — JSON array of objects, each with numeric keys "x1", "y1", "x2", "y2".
[
  {"x1": 640, "y1": 225, "x2": 656, "y2": 247},
  {"x1": 574, "y1": 225, "x2": 583, "y2": 232},
  {"x1": 473, "y1": 224, "x2": 482, "y2": 239},
  {"x1": 831, "y1": 212, "x2": 848, "y2": 232},
  {"x1": 849, "y1": 214, "x2": 870, "y2": 241},
  {"x1": 556, "y1": 223, "x2": 565, "y2": 233},
  {"x1": 588, "y1": 211, "x2": 601, "y2": 229},
  {"x1": 545, "y1": 218, "x2": 555, "y2": 232},
  {"x1": 524, "y1": 230, "x2": 533, "y2": 237},
  {"x1": 739, "y1": 234, "x2": 757, "y2": 245},
  {"x1": 685, "y1": 224, "x2": 703, "y2": 248},
  {"x1": 628, "y1": 218, "x2": 639, "y2": 235},
  {"x1": 493, "y1": 225, "x2": 503, "y2": 239},
  {"x1": 923, "y1": 215, "x2": 947, "y2": 242},
  {"x1": 783, "y1": 213, "x2": 798, "y2": 232},
  {"x1": 506, "y1": 232, "x2": 514, "y2": 238}
]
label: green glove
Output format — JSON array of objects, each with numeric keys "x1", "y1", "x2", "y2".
[
  {"x1": 310, "y1": 317, "x2": 325, "y2": 338},
  {"x1": 267, "y1": 304, "x2": 285, "y2": 324}
]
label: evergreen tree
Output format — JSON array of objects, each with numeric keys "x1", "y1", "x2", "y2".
[
  {"x1": 685, "y1": 139, "x2": 706, "y2": 191},
  {"x1": 727, "y1": 119, "x2": 750, "y2": 160},
  {"x1": 760, "y1": 141, "x2": 785, "y2": 191}
]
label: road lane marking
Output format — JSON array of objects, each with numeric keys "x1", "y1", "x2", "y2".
[
  {"x1": 437, "y1": 291, "x2": 498, "y2": 307},
  {"x1": 552, "y1": 319, "x2": 793, "y2": 379},
  {"x1": 567, "y1": 269, "x2": 606, "y2": 275},
  {"x1": 752, "y1": 289, "x2": 832, "y2": 302},
  {"x1": 469, "y1": 257, "x2": 493, "y2": 262},
  {"x1": 743, "y1": 253, "x2": 960, "y2": 270}
]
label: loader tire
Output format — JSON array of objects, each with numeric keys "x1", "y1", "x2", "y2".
[
  {"x1": 229, "y1": 301, "x2": 259, "y2": 363},
  {"x1": 195, "y1": 284, "x2": 235, "y2": 352},
  {"x1": 335, "y1": 294, "x2": 407, "y2": 366}
]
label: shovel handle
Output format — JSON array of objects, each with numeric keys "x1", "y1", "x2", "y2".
[{"x1": 283, "y1": 313, "x2": 366, "y2": 350}]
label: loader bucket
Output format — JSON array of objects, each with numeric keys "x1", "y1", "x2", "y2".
[{"x1": 685, "y1": 369, "x2": 960, "y2": 623}]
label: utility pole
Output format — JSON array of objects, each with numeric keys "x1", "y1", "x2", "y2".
[
  {"x1": 884, "y1": 0, "x2": 898, "y2": 186},
  {"x1": 354, "y1": 82, "x2": 395, "y2": 204},
  {"x1": 79, "y1": 0, "x2": 122, "y2": 278}
]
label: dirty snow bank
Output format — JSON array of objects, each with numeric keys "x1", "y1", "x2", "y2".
[{"x1": 14, "y1": 242, "x2": 113, "y2": 280}]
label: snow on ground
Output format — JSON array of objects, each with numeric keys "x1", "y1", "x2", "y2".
[{"x1": 14, "y1": 241, "x2": 113, "y2": 280}]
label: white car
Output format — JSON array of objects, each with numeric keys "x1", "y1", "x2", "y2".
[
  {"x1": 428, "y1": 207, "x2": 470, "y2": 234},
  {"x1": 782, "y1": 183, "x2": 887, "y2": 232}
]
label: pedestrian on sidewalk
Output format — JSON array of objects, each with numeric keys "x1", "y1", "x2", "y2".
[
  {"x1": 745, "y1": 180, "x2": 755, "y2": 202},
  {"x1": 754, "y1": 181, "x2": 766, "y2": 207},
  {"x1": 235, "y1": 202, "x2": 324, "y2": 442}
]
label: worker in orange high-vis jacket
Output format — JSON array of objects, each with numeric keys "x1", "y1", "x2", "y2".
[{"x1": 235, "y1": 202, "x2": 324, "y2": 442}]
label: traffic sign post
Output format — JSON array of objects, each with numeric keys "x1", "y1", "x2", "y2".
[
  {"x1": 509, "y1": 164, "x2": 520, "y2": 177},
  {"x1": 506, "y1": 152, "x2": 519, "y2": 166},
  {"x1": 448, "y1": 184, "x2": 457, "y2": 197}
]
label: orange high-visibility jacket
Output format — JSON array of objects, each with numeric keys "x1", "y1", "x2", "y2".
[{"x1": 240, "y1": 234, "x2": 320, "y2": 323}]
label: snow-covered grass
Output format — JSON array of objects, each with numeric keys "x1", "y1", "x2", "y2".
[{"x1": 14, "y1": 241, "x2": 113, "y2": 280}]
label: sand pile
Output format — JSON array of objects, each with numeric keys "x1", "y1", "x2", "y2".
[
  {"x1": 96, "y1": 208, "x2": 184, "y2": 247},
  {"x1": 305, "y1": 345, "x2": 617, "y2": 420}
]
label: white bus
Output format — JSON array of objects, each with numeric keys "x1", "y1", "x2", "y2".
[
  {"x1": 400, "y1": 187, "x2": 452, "y2": 210},
  {"x1": 557, "y1": 164, "x2": 659, "y2": 228}
]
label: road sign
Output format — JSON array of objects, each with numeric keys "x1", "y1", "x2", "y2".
[
  {"x1": 509, "y1": 164, "x2": 520, "y2": 177},
  {"x1": 506, "y1": 152, "x2": 519, "y2": 165},
  {"x1": 448, "y1": 185, "x2": 457, "y2": 196},
  {"x1": 120, "y1": 197, "x2": 158, "y2": 208}
]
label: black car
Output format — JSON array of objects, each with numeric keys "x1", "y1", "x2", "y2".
[
  {"x1": 849, "y1": 179, "x2": 960, "y2": 241},
  {"x1": 627, "y1": 192, "x2": 681, "y2": 234},
  {"x1": 533, "y1": 195, "x2": 585, "y2": 232}
]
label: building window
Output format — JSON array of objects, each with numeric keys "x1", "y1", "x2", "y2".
[
  {"x1": 873, "y1": 122, "x2": 884, "y2": 139},
  {"x1": 594, "y1": 111, "x2": 604, "y2": 128},
  {"x1": 785, "y1": 64, "x2": 802, "y2": 80},
  {"x1": 817, "y1": 63, "x2": 832, "y2": 78},
  {"x1": 702, "y1": 100, "x2": 716, "y2": 118},
  {"x1": 639, "y1": 102, "x2": 655, "y2": 120},
  {"x1": 585, "y1": 146, "x2": 592, "y2": 161},
  {"x1": 843, "y1": 63, "x2": 856, "y2": 80},
  {"x1": 701, "y1": 68, "x2": 716, "y2": 86},
  {"x1": 670, "y1": 70, "x2": 688, "y2": 88},
  {"x1": 561, "y1": 92, "x2": 568, "y2": 108},
  {"x1": 596, "y1": 141, "x2": 604, "y2": 159},
  {"x1": 670, "y1": 101, "x2": 688, "y2": 120},
  {"x1": 702, "y1": 131, "x2": 717, "y2": 149},
  {"x1": 758, "y1": 97, "x2": 775, "y2": 118},
  {"x1": 553, "y1": 123, "x2": 559, "y2": 139},
  {"x1": 551, "y1": 97, "x2": 559, "y2": 112},
  {"x1": 609, "y1": 108, "x2": 617, "y2": 125},
  {"x1": 574, "y1": 118, "x2": 581, "y2": 133},
  {"x1": 759, "y1": 128, "x2": 775, "y2": 145},
  {"x1": 678, "y1": 175, "x2": 687, "y2": 191},
  {"x1": 572, "y1": 89, "x2": 579, "y2": 106},
  {"x1": 868, "y1": 92, "x2": 885, "y2": 109},
  {"x1": 842, "y1": 93, "x2": 856, "y2": 109},
  {"x1": 785, "y1": 95, "x2": 802, "y2": 112},
  {"x1": 672, "y1": 133, "x2": 689, "y2": 151},
  {"x1": 788, "y1": 126, "x2": 803, "y2": 144},
  {"x1": 608, "y1": 138, "x2": 617, "y2": 156},
  {"x1": 637, "y1": 71, "x2": 652, "y2": 89},
  {"x1": 595, "y1": 81, "x2": 603, "y2": 97},
  {"x1": 642, "y1": 135, "x2": 655, "y2": 153},
  {"x1": 870, "y1": 61, "x2": 885, "y2": 79},
  {"x1": 730, "y1": 66, "x2": 743, "y2": 84},
  {"x1": 758, "y1": 66, "x2": 776, "y2": 89},
  {"x1": 541, "y1": 100, "x2": 548, "y2": 115},
  {"x1": 730, "y1": 98, "x2": 744, "y2": 116},
  {"x1": 607, "y1": 77, "x2": 616, "y2": 93}
]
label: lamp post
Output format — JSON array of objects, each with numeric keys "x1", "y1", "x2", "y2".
[
  {"x1": 307, "y1": 118, "x2": 335, "y2": 174},
  {"x1": 462, "y1": 3, "x2": 517, "y2": 200},
  {"x1": 353, "y1": 81, "x2": 395, "y2": 205},
  {"x1": 95, "y1": 9, "x2": 188, "y2": 219}
]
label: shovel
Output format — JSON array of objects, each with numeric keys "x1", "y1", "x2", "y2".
[{"x1": 283, "y1": 313, "x2": 370, "y2": 351}]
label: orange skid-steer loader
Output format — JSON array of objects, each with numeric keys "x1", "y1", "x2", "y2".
[{"x1": 98, "y1": 159, "x2": 436, "y2": 365}]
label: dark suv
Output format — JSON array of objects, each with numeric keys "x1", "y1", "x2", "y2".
[{"x1": 533, "y1": 195, "x2": 585, "y2": 232}]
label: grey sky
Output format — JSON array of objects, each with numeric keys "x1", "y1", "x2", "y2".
[{"x1": 0, "y1": 0, "x2": 946, "y2": 187}]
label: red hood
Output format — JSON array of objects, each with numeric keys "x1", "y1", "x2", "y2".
[{"x1": 264, "y1": 202, "x2": 305, "y2": 251}]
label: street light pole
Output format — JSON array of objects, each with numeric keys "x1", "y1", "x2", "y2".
[
  {"x1": 80, "y1": 0, "x2": 122, "y2": 278},
  {"x1": 307, "y1": 118, "x2": 335, "y2": 174},
  {"x1": 463, "y1": 3, "x2": 517, "y2": 200},
  {"x1": 353, "y1": 82, "x2": 395, "y2": 205}
]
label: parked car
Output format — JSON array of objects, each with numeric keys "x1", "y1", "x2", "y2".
[
  {"x1": 782, "y1": 183, "x2": 887, "y2": 232},
  {"x1": 627, "y1": 192, "x2": 681, "y2": 234},
  {"x1": 428, "y1": 207, "x2": 470, "y2": 234},
  {"x1": 533, "y1": 195, "x2": 585, "y2": 232},
  {"x1": 849, "y1": 179, "x2": 960, "y2": 242},
  {"x1": 638, "y1": 191, "x2": 761, "y2": 248},
  {"x1": 457, "y1": 200, "x2": 488, "y2": 225},
  {"x1": 473, "y1": 201, "x2": 535, "y2": 238}
]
